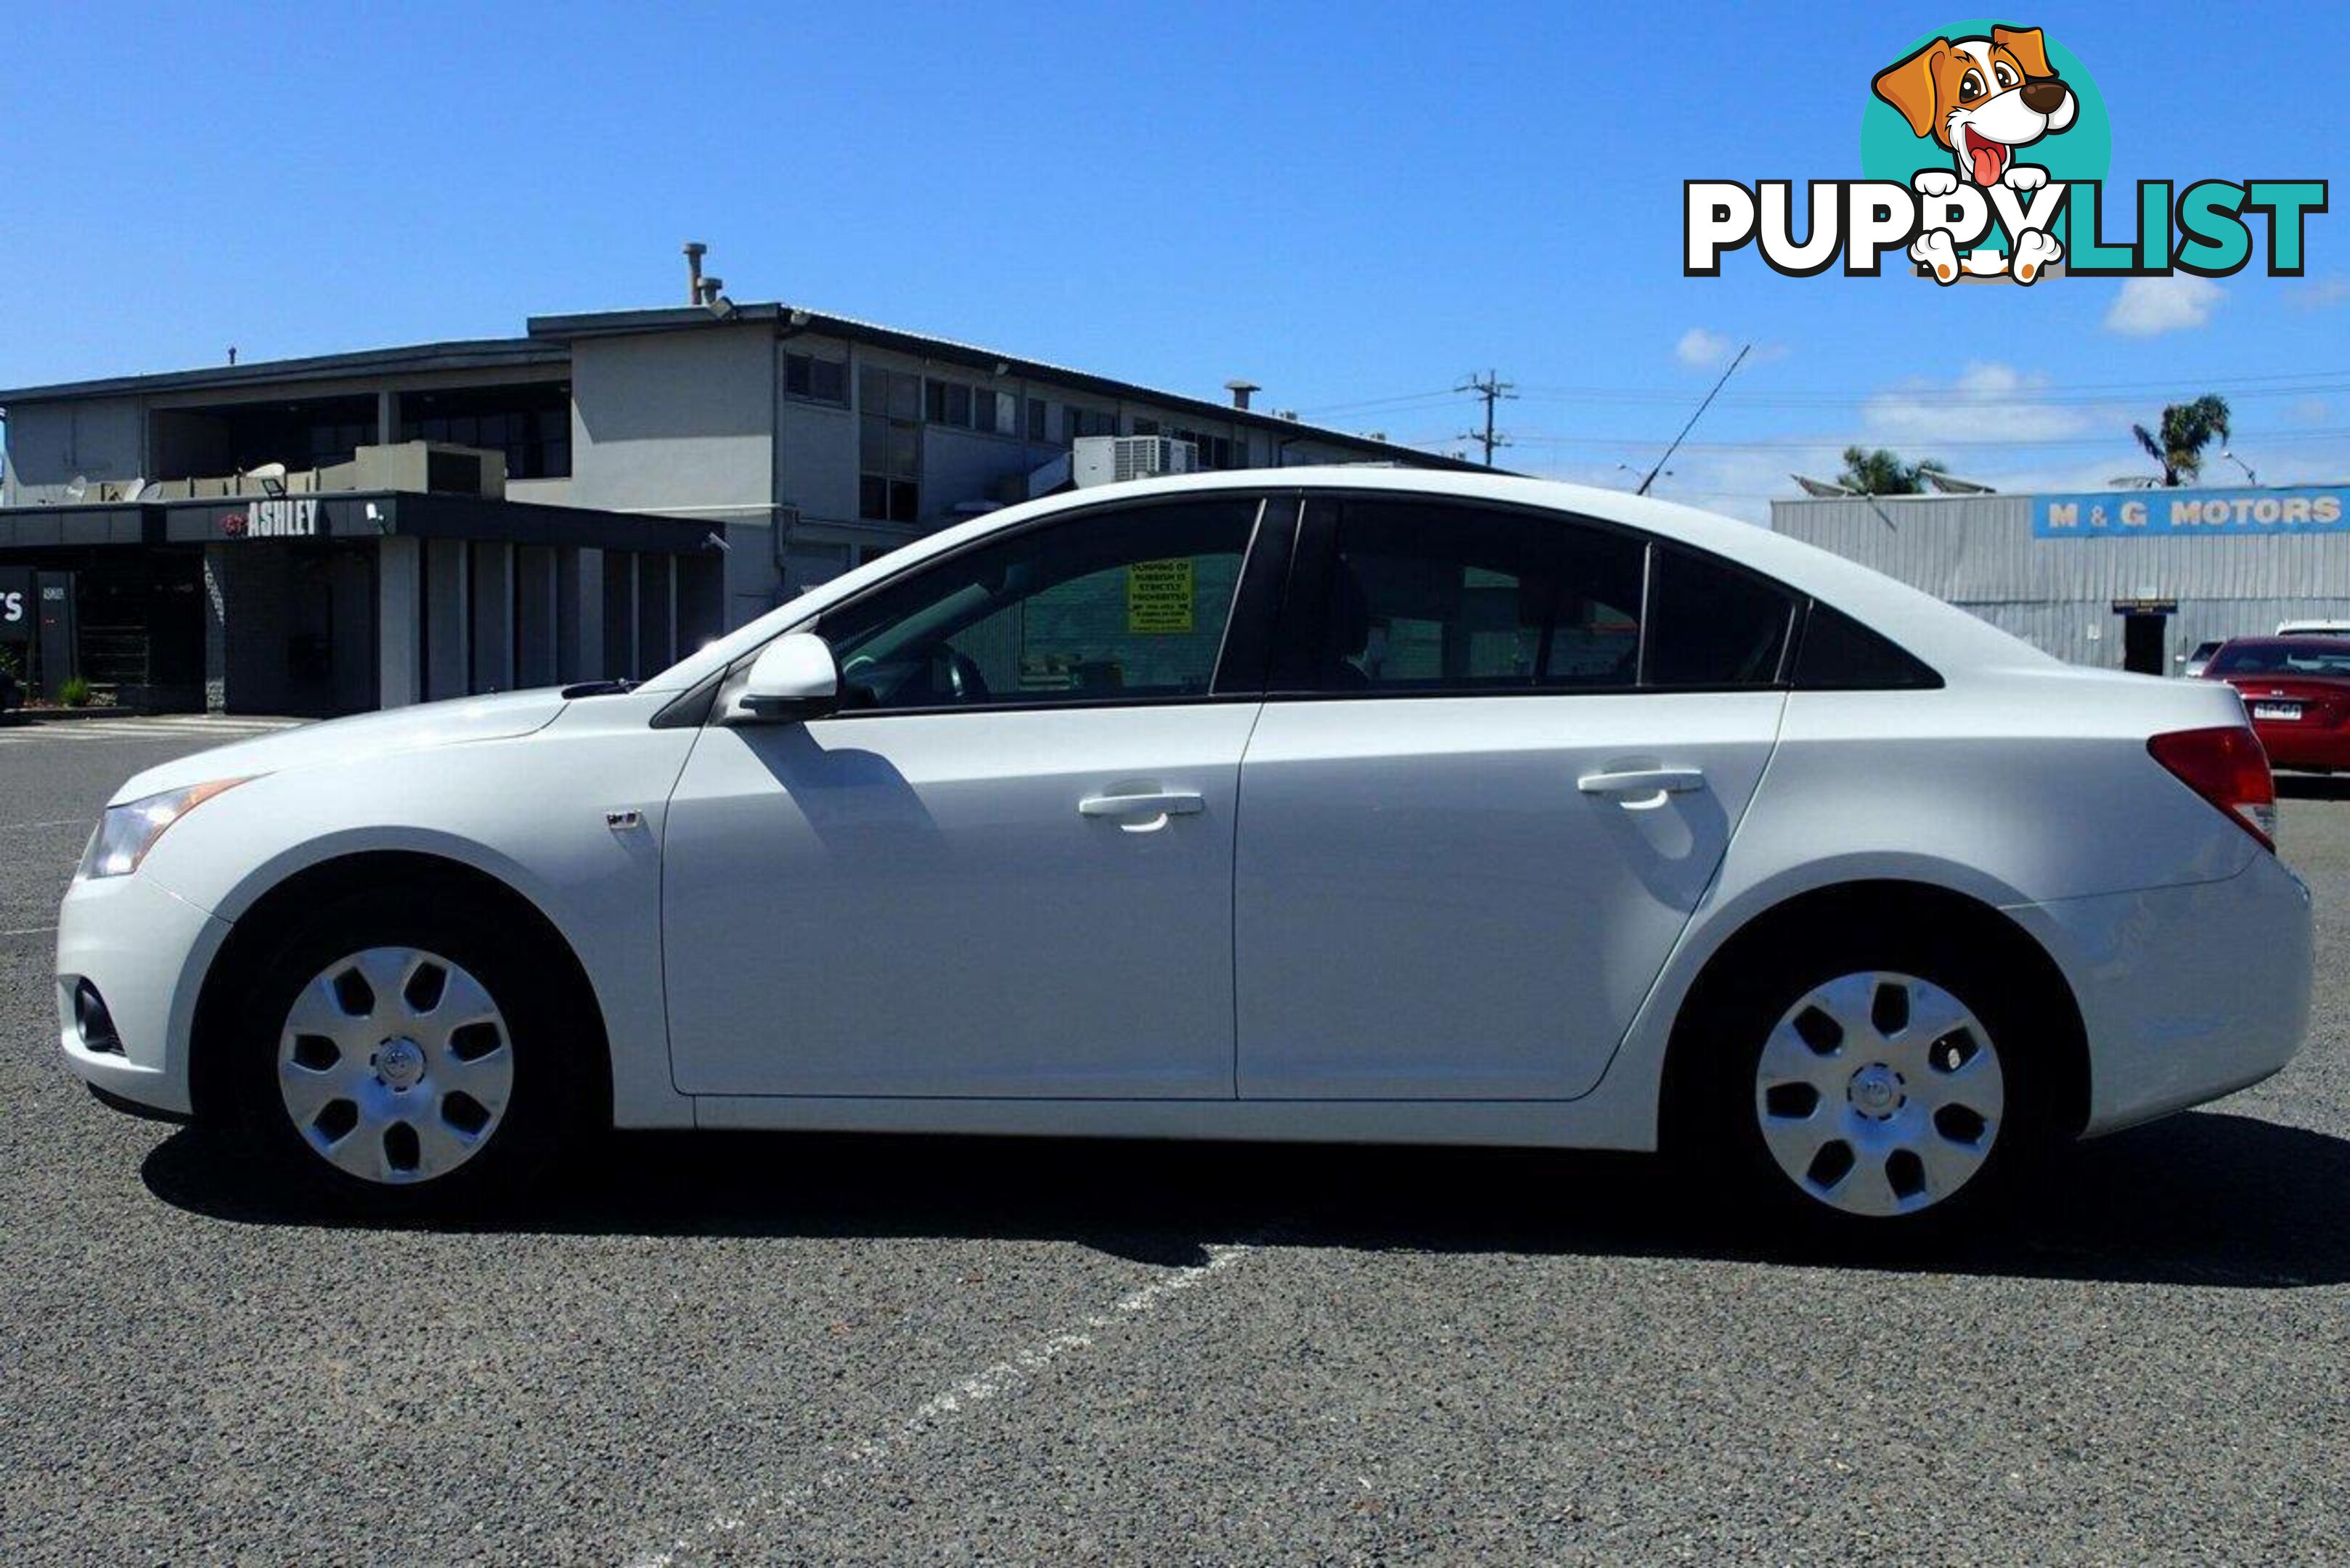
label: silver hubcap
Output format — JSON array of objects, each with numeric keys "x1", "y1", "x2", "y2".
[
  {"x1": 1753, "y1": 971, "x2": 2004, "y2": 1218},
  {"x1": 275, "y1": 947, "x2": 515, "y2": 1185}
]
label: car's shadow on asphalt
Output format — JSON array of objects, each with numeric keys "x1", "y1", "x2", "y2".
[{"x1": 142, "y1": 1108, "x2": 2349, "y2": 1288}]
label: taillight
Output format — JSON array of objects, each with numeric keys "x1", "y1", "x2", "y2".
[{"x1": 2148, "y1": 726, "x2": 2277, "y2": 851}]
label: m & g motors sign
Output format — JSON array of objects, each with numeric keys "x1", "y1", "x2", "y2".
[{"x1": 2032, "y1": 485, "x2": 2350, "y2": 539}]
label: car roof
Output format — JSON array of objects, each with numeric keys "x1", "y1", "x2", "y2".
[
  {"x1": 641, "y1": 467, "x2": 2052, "y2": 693},
  {"x1": 2219, "y1": 635, "x2": 2350, "y2": 653}
]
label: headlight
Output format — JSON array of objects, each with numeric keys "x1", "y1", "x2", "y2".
[{"x1": 78, "y1": 779, "x2": 248, "y2": 880}]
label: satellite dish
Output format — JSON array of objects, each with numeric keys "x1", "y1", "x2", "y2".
[
  {"x1": 243, "y1": 462, "x2": 288, "y2": 497},
  {"x1": 65, "y1": 473, "x2": 88, "y2": 502}
]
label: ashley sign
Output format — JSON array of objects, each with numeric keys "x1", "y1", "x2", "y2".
[{"x1": 223, "y1": 497, "x2": 322, "y2": 539}]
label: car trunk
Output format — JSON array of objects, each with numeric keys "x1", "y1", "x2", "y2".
[{"x1": 2225, "y1": 677, "x2": 2350, "y2": 730}]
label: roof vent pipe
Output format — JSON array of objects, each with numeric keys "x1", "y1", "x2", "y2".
[
  {"x1": 684, "y1": 242, "x2": 709, "y2": 306},
  {"x1": 1224, "y1": 378, "x2": 1260, "y2": 411}
]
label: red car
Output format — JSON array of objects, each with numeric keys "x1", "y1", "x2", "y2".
[{"x1": 2203, "y1": 636, "x2": 2350, "y2": 772}]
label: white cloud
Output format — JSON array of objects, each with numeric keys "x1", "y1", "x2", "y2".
[
  {"x1": 1676, "y1": 327, "x2": 1733, "y2": 368},
  {"x1": 2103, "y1": 276, "x2": 2223, "y2": 337},
  {"x1": 1861, "y1": 362, "x2": 2098, "y2": 446},
  {"x1": 2289, "y1": 275, "x2": 2350, "y2": 311}
]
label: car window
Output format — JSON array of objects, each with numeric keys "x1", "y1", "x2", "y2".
[
  {"x1": 1644, "y1": 546, "x2": 1798, "y2": 687},
  {"x1": 818, "y1": 499, "x2": 1260, "y2": 711},
  {"x1": 1305, "y1": 502, "x2": 1645, "y2": 692},
  {"x1": 2211, "y1": 642, "x2": 2350, "y2": 678},
  {"x1": 1790, "y1": 603, "x2": 1942, "y2": 690}
]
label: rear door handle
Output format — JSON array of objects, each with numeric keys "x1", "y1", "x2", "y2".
[
  {"x1": 1577, "y1": 767, "x2": 1706, "y2": 801},
  {"x1": 1079, "y1": 791, "x2": 1206, "y2": 830}
]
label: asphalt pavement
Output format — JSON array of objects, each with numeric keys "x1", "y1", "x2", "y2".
[{"x1": 3, "y1": 717, "x2": 2346, "y2": 1562}]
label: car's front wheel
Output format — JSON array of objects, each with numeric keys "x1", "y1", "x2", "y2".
[{"x1": 235, "y1": 891, "x2": 572, "y2": 1210}]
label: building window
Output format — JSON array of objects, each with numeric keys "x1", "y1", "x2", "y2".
[
  {"x1": 1172, "y1": 428, "x2": 1239, "y2": 469},
  {"x1": 971, "y1": 388, "x2": 1016, "y2": 436},
  {"x1": 925, "y1": 379, "x2": 974, "y2": 428},
  {"x1": 785, "y1": 351, "x2": 847, "y2": 406},
  {"x1": 1133, "y1": 418, "x2": 1160, "y2": 436},
  {"x1": 860, "y1": 366, "x2": 923, "y2": 524},
  {"x1": 399, "y1": 382, "x2": 572, "y2": 479},
  {"x1": 1027, "y1": 398, "x2": 1048, "y2": 441},
  {"x1": 1063, "y1": 406, "x2": 1115, "y2": 444}
]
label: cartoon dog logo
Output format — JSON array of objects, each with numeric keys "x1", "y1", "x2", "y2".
[{"x1": 1873, "y1": 25, "x2": 2077, "y2": 283}]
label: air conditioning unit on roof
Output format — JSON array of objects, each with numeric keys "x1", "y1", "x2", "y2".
[{"x1": 1073, "y1": 435, "x2": 1199, "y2": 489}]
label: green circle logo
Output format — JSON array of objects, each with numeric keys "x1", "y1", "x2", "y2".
[
  {"x1": 1862, "y1": 21, "x2": 2110, "y2": 184},
  {"x1": 1861, "y1": 20, "x2": 2110, "y2": 270}
]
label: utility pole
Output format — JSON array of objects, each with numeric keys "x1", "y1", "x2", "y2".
[{"x1": 1456, "y1": 370, "x2": 1516, "y2": 467}]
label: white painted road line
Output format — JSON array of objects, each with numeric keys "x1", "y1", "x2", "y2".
[
  {"x1": 633, "y1": 1240, "x2": 1260, "y2": 1567},
  {"x1": 1, "y1": 925, "x2": 59, "y2": 939},
  {"x1": 0, "y1": 717, "x2": 303, "y2": 745}
]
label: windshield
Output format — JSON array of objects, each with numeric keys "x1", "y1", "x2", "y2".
[{"x1": 2211, "y1": 642, "x2": 2350, "y2": 678}]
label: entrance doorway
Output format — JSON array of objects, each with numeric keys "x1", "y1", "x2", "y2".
[{"x1": 2121, "y1": 612, "x2": 2168, "y2": 675}]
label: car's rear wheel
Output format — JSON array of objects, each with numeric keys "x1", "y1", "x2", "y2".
[
  {"x1": 235, "y1": 891, "x2": 571, "y2": 1210},
  {"x1": 1751, "y1": 971, "x2": 2005, "y2": 1219},
  {"x1": 1684, "y1": 939, "x2": 2054, "y2": 1236}
]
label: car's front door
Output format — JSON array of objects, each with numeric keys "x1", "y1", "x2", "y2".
[
  {"x1": 663, "y1": 495, "x2": 1286, "y2": 1098},
  {"x1": 1235, "y1": 495, "x2": 1795, "y2": 1101}
]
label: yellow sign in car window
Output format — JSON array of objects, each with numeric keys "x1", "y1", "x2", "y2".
[{"x1": 1126, "y1": 558, "x2": 1194, "y2": 634}]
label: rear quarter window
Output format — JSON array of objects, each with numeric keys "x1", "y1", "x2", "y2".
[{"x1": 1791, "y1": 603, "x2": 1943, "y2": 690}]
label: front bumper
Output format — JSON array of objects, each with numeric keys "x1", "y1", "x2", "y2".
[
  {"x1": 2013, "y1": 850, "x2": 2314, "y2": 1136},
  {"x1": 55, "y1": 872, "x2": 231, "y2": 1118}
]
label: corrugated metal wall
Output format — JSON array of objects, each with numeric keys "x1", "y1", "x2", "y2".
[{"x1": 1772, "y1": 494, "x2": 2350, "y2": 671}]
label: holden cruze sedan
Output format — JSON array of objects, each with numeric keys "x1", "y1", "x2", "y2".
[{"x1": 57, "y1": 470, "x2": 2312, "y2": 1237}]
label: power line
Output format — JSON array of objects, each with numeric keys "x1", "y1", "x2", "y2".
[
  {"x1": 1455, "y1": 370, "x2": 1516, "y2": 467},
  {"x1": 1487, "y1": 425, "x2": 2350, "y2": 453},
  {"x1": 1319, "y1": 367, "x2": 2350, "y2": 417}
]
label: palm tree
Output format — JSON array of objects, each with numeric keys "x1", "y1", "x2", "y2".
[
  {"x1": 2131, "y1": 395, "x2": 2232, "y2": 487},
  {"x1": 1836, "y1": 446, "x2": 1949, "y2": 495}
]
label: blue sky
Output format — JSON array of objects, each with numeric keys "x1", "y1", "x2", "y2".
[{"x1": 2, "y1": 0, "x2": 2343, "y2": 519}]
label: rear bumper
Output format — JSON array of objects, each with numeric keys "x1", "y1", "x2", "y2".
[
  {"x1": 54, "y1": 872, "x2": 229, "y2": 1119},
  {"x1": 2252, "y1": 721, "x2": 2350, "y2": 771},
  {"x1": 2012, "y1": 852, "x2": 2314, "y2": 1136}
]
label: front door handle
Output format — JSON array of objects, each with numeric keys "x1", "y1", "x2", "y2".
[
  {"x1": 1079, "y1": 790, "x2": 1206, "y2": 831},
  {"x1": 1577, "y1": 767, "x2": 1706, "y2": 803}
]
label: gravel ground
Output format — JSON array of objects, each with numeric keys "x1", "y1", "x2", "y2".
[{"x1": 2, "y1": 723, "x2": 2346, "y2": 1562}]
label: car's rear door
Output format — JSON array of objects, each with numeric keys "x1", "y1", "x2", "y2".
[{"x1": 1233, "y1": 494, "x2": 1792, "y2": 1101}]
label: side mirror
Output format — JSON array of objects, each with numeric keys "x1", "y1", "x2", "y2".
[{"x1": 724, "y1": 632, "x2": 840, "y2": 724}]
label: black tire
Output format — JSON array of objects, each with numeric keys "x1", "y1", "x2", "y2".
[
  {"x1": 231, "y1": 888, "x2": 581, "y2": 1214},
  {"x1": 1672, "y1": 929, "x2": 2060, "y2": 1243}
]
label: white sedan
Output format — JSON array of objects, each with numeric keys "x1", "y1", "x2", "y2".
[{"x1": 57, "y1": 470, "x2": 2312, "y2": 1236}]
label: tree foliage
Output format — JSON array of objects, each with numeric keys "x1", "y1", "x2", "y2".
[
  {"x1": 2132, "y1": 395, "x2": 2232, "y2": 487},
  {"x1": 1836, "y1": 446, "x2": 1949, "y2": 496}
]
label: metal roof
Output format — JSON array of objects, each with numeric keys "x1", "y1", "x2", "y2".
[
  {"x1": 0, "y1": 337, "x2": 567, "y2": 407},
  {"x1": 0, "y1": 301, "x2": 1482, "y2": 473},
  {"x1": 523, "y1": 302, "x2": 1488, "y2": 471}
]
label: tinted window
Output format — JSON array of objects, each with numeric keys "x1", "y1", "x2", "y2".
[
  {"x1": 1791, "y1": 603, "x2": 1941, "y2": 690},
  {"x1": 1305, "y1": 503, "x2": 1644, "y2": 692},
  {"x1": 1644, "y1": 547, "x2": 1797, "y2": 687},
  {"x1": 2208, "y1": 640, "x2": 2350, "y2": 678},
  {"x1": 820, "y1": 500, "x2": 1260, "y2": 710}
]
